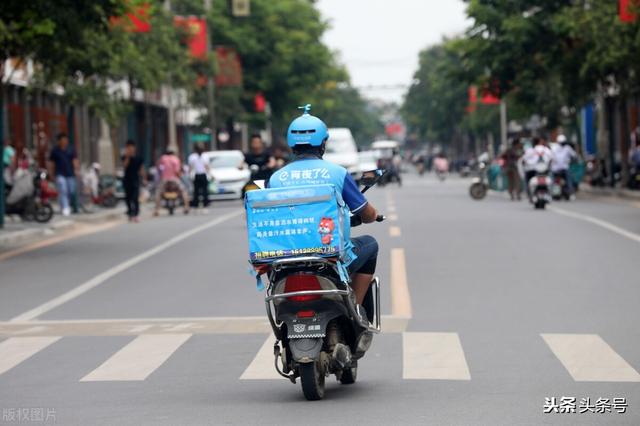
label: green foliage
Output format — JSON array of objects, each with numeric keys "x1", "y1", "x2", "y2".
[
  {"x1": 174, "y1": 0, "x2": 380, "y2": 137},
  {"x1": 403, "y1": 0, "x2": 640, "y2": 144},
  {"x1": 401, "y1": 41, "x2": 469, "y2": 143},
  {"x1": 3, "y1": 0, "x2": 379, "y2": 138}
]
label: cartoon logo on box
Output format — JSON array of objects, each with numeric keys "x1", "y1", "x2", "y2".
[{"x1": 318, "y1": 217, "x2": 335, "y2": 245}]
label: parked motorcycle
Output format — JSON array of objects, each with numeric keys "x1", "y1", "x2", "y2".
[
  {"x1": 529, "y1": 163, "x2": 552, "y2": 210},
  {"x1": 251, "y1": 170, "x2": 385, "y2": 400},
  {"x1": 4, "y1": 169, "x2": 55, "y2": 223}
]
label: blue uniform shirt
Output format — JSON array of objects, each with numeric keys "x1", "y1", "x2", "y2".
[{"x1": 269, "y1": 157, "x2": 368, "y2": 264}]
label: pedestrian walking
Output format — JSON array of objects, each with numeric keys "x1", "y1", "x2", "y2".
[
  {"x1": 500, "y1": 138, "x2": 523, "y2": 200},
  {"x1": 122, "y1": 140, "x2": 146, "y2": 222},
  {"x1": 48, "y1": 133, "x2": 79, "y2": 216},
  {"x1": 188, "y1": 143, "x2": 210, "y2": 208}
]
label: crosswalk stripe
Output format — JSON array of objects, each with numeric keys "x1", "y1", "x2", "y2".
[
  {"x1": 0, "y1": 336, "x2": 61, "y2": 375},
  {"x1": 80, "y1": 334, "x2": 191, "y2": 381},
  {"x1": 240, "y1": 336, "x2": 282, "y2": 380},
  {"x1": 541, "y1": 334, "x2": 640, "y2": 382},
  {"x1": 402, "y1": 332, "x2": 471, "y2": 380}
]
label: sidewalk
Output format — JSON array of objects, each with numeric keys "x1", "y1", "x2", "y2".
[
  {"x1": 580, "y1": 184, "x2": 640, "y2": 201},
  {"x1": 0, "y1": 206, "x2": 127, "y2": 248}
]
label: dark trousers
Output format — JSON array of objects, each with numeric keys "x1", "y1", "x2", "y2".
[
  {"x1": 348, "y1": 235, "x2": 379, "y2": 275},
  {"x1": 124, "y1": 183, "x2": 139, "y2": 218},
  {"x1": 524, "y1": 170, "x2": 537, "y2": 199},
  {"x1": 192, "y1": 173, "x2": 209, "y2": 208}
]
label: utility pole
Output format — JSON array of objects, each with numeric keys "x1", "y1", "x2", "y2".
[
  {"x1": 500, "y1": 99, "x2": 508, "y2": 149},
  {"x1": 164, "y1": 0, "x2": 179, "y2": 154},
  {"x1": 204, "y1": 0, "x2": 217, "y2": 150}
]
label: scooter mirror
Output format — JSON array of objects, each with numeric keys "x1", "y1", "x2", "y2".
[{"x1": 359, "y1": 169, "x2": 384, "y2": 187}]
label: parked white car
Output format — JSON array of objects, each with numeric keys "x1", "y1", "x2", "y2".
[
  {"x1": 324, "y1": 128, "x2": 359, "y2": 176},
  {"x1": 357, "y1": 150, "x2": 379, "y2": 174},
  {"x1": 204, "y1": 150, "x2": 251, "y2": 200}
]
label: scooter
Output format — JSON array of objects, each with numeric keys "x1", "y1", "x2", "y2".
[
  {"x1": 161, "y1": 181, "x2": 181, "y2": 215},
  {"x1": 551, "y1": 172, "x2": 571, "y2": 201},
  {"x1": 4, "y1": 169, "x2": 55, "y2": 223},
  {"x1": 529, "y1": 162, "x2": 552, "y2": 210},
  {"x1": 254, "y1": 170, "x2": 385, "y2": 400}
]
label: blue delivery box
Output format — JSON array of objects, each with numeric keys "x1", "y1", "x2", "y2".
[{"x1": 245, "y1": 184, "x2": 350, "y2": 263}]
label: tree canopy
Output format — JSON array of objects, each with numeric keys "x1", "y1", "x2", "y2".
[{"x1": 402, "y1": 0, "x2": 640, "y2": 151}]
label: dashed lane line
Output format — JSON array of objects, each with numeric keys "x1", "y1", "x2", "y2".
[
  {"x1": 389, "y1": 226, "x2": 402, "y2": 237},
  {"x1": 391, "y1": 248, "x2": 412, "y2": 319},
  {"x1": 9, "y1": 209, "x2": 243, "y2": 322}
]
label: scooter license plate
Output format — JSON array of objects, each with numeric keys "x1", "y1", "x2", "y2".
[{"x1": 288, "y1": 318, "x2": 324, "y2": 339}]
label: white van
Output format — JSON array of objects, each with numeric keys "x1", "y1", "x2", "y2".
[{"x1": 324, "y1": 128, "x2": 359, "y2": 176}]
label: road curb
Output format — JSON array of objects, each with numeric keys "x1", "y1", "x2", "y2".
[
  {"x1": 0, "y1": 209, "x2": 123, "y2": 248},
  {"x1": 581, "y1": 185, "x2": 640, "y2": 201}
]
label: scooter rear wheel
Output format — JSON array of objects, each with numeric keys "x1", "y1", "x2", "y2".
[
  {"x1": 34, "y1": 204, "x2": 54, "y2": 223},
  {"x1": 299, "y1": 361, "x2": 325, "y2": 401},
  {"x1": 339, "y1": 361, "x2": 357, "y2": 385}
]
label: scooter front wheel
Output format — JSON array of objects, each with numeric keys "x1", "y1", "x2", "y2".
[
  {"x1": 469, "y1": 182, "x2": 487, "y2": 200},
  {"x1": 299, "y1": 361, "x2": 325, "y2": 401}
]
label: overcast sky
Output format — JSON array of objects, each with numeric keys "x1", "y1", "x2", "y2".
[{"x1": 316, "y1": 0, "x2": 470, "y2": 103}]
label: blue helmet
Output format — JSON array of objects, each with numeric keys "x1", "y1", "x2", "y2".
[{"x1": 286, "y1": 104, "x2": 329, "y2": 148}]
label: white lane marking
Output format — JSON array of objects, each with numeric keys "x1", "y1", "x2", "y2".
[
  {"x1": 0, "y1": 336, "x2": 61, "y2": 375},
  {"x1": 12, "y1": 326, "x2": 48, "y2": 335},
  {"x1": 11, "y1": 209, "x2": 242, "y2": 322},
  {"x1": 389, "y1": 226, "x2": 401, "y2": 237},
  {"x1": 391, "y1": 248, "x2": 412, "y2": 318},
  {"x1": 402, "y1": 332, "x2": 471, "y2": 380},
  {"x1": 240, "y1": 336, "x2": 282, "y2": 380},
  {"x1": 125, "y1": 325, "x2": 153, "y2": 334},
  {"x1": 80, "y1": 334, "x2": 191, "y2": 381},
  {"x1": 541, "y1": 334, "x2": 640, "y2": 382},
  {"x1": 1, "y1": 315, "x2": 408, "y2": 336},
  {"x1": 388, "y1": 214, "x2": 399, "y2": 221},
  {"x1": 550, "y1": 207, "x2": 640, "y2": 244},
  {"x1": 388, "y1": 205, "x2": 397, "y2": 213}
]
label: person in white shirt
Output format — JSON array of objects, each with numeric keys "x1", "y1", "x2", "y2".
[
  {"x1": 551, "y1": 135, "x2": 577, "y2": 196},
  {"x1": 188, "y1": 143, "x2": 210, "y2": 208},
  {"x1": 521, "y1": 137, "x2": 553, "y2": 201}
]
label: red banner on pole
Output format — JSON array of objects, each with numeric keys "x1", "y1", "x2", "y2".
[
  {"x1": 174, "y1": 16, "x2": 208, "y2": 60},
  {"x1": 620, "y1": 0, "x2": 638, "y2": 23},
  {"x1": 254, "y1": 92, "x2": 266, "y2": 112},
  {"x1": 110, "y1": 3, "x2": 151, "y2": 33},
  {"x1": 215, "y1": 47, "x2": 243, "y2": 87}
]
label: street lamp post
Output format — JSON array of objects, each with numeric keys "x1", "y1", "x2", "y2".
[{"x1": 204, "y1": 0, "x2": 217, "y2": 151}]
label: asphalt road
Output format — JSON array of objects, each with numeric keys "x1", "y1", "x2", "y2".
[{"x1": 1, "y1": 172, "x2": 639, "y2": 425}]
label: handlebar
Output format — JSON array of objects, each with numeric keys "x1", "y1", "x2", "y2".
[{"x1": 351, "y1": 214, "x2": 386, "y2": 227}]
